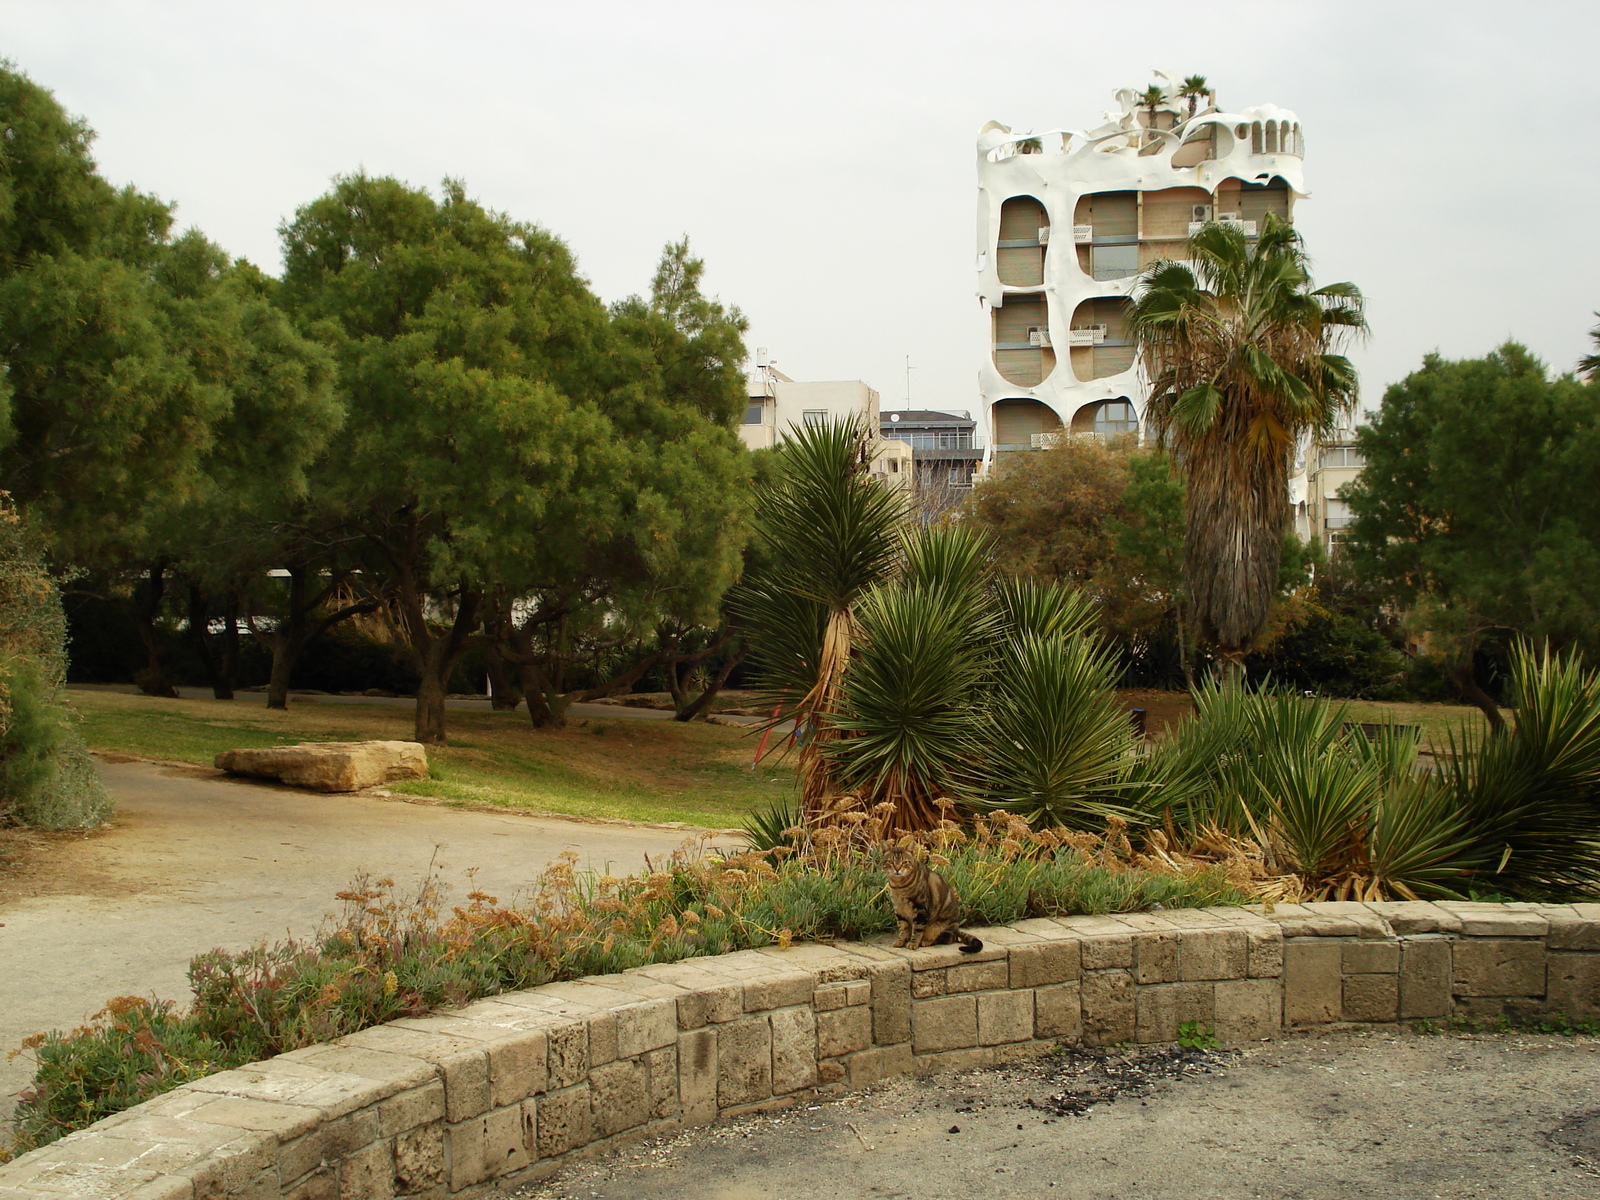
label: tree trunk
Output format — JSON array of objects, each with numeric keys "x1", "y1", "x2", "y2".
[
  {"x1": 517, "y1": 659, "x2": 570, "y2": 729},
  {"x1": 266, "y1": 637, "x2": 297, "y2": 710},
  {"x1": 1450, "y1": 663, "x2": 1506, "y2": 734},
  {"x1": 485, "y1": 641, "x2": 522, "y2": 711},
  {"x1": 186, "y1": 583, "x2": 237, "y2": 700},
  {"x1": 133, "y1": 563, "x2": 179, "y2": 697},
  {"x1": 674, "y1": 648, "x2": 745, "y2": 722},
  {"x1": 414, "y1": 654, "x2": 450, "y2": 744},
  {"x1": 1212, "y1": 644, "x2": 1247, "y2": 689}
]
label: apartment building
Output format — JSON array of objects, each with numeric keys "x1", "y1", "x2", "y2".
[
  {"x1": 878, "y1": 409, "x2": 984, "y2": 491},
  {"x1": 1299, "y1": 426, "x2": 1367, "y2": 554},
  {"x1": 975, "y1": 76, "x2": 1308, "y2": 459},
  {"x1": 740, "y1": 360, "x2": 912, "y2": 490}
]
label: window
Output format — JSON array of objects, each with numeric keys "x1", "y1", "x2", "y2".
[
  {"x1": 802, "y1": 410, "x2": 827, "y2": 427},
  {"x1": 1089, "y1": 243, "x2": 1139, "y2": 281},
  {"x1": 742, "y1": 401, "x2": 765, "y2": 425},
  {"x1": 888, "y1": 459, "x2": 899, "y2": 473},
  {"x1": 1093, "y1": 401, "x2": 1138, "y2": 435}
]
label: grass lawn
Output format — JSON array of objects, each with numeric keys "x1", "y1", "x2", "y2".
[
  {"x1": 67, "y1": 689, "x2": 795, "y2": 829},
  {"x1": 1118, "y1": 689, "x2": 1491, "y2": 748}
]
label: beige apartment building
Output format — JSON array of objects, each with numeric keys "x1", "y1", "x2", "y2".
[
  {"x1": 740, "y1": 361, "x2": 912, "y2": 490},
  {"x1": 1298, "y1": 428, "x2": 1366, "y2": 554}
]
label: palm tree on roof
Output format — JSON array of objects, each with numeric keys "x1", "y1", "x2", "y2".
[
  {"x1": 1128, "y1": 215, "x2": 1367, "y2": 682},
  {"x1": 1180, "y1": 75, "x2": 1211, "y2": 119}
]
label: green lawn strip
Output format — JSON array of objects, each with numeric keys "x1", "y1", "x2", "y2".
[
  {"x1": 66, "y1": 690, "x2": 793, "y2": 829},
  {"x1": 1339, "y1": 699, "x2": 1492, "y2": 749}
]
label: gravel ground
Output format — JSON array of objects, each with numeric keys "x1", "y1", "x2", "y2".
[{"x1": 514, "y1": 1027, "x2": 1600, "y2": 1200}]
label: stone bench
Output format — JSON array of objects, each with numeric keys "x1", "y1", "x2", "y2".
[{"x1": 2, "y1": 900, "x2": 1595, "y2": 1198}]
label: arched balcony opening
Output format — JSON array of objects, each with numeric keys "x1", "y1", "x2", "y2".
[
  {"x1": 1072, "y1": 190, "x2": 1139, "y2": 281},
  {"x1": 996, "y1": 195, "x2": 1049, "y2": 287},
  {"x1": 1067, "y1": 297, "x2": 1135, "y2": 381},
  {"x1": 1071, "y1": 398, "x2": 1139, "y2": 439},
  {"x1": 991, "y1": 293, "x2": 1055, "y2": 386},
  {"x1": 991, "y1": 398, "x2": 1064, "y2": 452}
]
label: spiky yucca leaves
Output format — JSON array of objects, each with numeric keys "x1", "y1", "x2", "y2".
[
  {"x1": 993, "y1": 577, "x2": 1099, "y2": 642},
  {"x1": 1130, "y1": 215, "x2": 1365, "y2": 677},
  {"x1": 969, "y1": 633, "x2": 1138, "y2": 828},
  {"x1": 1155, "y1": 687, "x2": 1477, "y2": 899},
  {"x1": 740, "y1": 417, "x2": 906, "y2": 819},
  {"x1": 826, "y1": 584, "x2": 986, "y2": 831},
  {"x1": 1438, "y1": 646, "x2": 1600, "y2": 897}
]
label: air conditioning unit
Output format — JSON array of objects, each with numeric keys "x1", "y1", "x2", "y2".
[
  {"x1": 1217, "y1": 212, "x2": 1243, "y2": 223},
  {"x1": 1073, "y1": 224, "x2": 1094, "y2": 243},
  {"x1": 1027, "y1": 327, "x2": 1052, "y2": 348},
  {"x1": 1068, "y1": 327, "x2": 1105, "y2": 346},
  {"x1": 1191, "y1": 204, "x2": 1213, "y2": 222},
  {"x1": 1037, "y1": 224, "x2": 1051, "y2": 244}
]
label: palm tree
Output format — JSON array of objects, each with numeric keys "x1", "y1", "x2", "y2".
[
  {"x1": 1580, "y1": 312, "x2": 1600, "y2": 380},
  {"x1": 1136, "y1": 84, "x2": 1166, "y2": 147},
  {"x1": 1179, "y1": 75, "x2": 1211, "y2": 119},
  {"x1": 1128, "y1": 216, "x2": 1366, "y2": 681}
]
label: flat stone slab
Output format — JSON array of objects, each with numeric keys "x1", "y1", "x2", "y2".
[{"x1": 214, "y1": 741, "x2": 428, "y2": 792}]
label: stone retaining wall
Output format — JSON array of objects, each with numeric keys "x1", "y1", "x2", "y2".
[{"x1": 4, "y1": 900, "x2": 1597, "y2": 1199}]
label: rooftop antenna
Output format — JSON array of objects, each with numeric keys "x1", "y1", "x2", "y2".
[{"x1": 904, "y1": 355, "x2": 915, "y2": 408}]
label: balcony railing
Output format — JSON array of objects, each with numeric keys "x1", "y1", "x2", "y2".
[
  {"x1": 1324, "y1": 516, "x2": 1356, "y2": 530},
  {"x1": 888, "y1": 432, "x2": 985, "y2": 450}
]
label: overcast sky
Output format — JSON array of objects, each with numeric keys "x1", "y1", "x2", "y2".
[{"x1": 6, "y1": 1, "x2": 1598, "y2": 413}]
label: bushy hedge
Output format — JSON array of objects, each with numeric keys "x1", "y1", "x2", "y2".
[{"x1": 5, "y1": 818, "x2": 1245, "y2": 1156}]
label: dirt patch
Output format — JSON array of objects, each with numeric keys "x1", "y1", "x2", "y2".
[{"x1": 1116, "y1": 688, "x2": 1192, "y2": 737}]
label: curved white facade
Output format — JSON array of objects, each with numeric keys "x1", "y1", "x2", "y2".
[{"x1": 976, "y1": 78, "x2": 1308, "y2": 457}]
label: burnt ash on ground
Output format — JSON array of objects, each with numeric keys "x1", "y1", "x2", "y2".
[{"x1": 1006, "y1": 1043, "x2": 1237, "y2": 1116}]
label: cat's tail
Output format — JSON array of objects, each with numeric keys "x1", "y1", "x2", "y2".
[{"x1": 957, "y1": 930, "x2": 983, "y2": 954}]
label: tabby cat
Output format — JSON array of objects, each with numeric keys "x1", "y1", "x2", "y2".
[{"x1": 883, "y1": 844, "x2": 983, "y2": 953}]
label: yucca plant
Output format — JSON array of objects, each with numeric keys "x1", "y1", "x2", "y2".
[
  {"x1": 1438, "y1": 645, "x2": 1600, "y2": 897},
  {"x1": 739, "y1": 417, "x2": 905, "y2": 820},
  {"x1": 969, "y1": 633, "x2": 1138, "y2": 829}
]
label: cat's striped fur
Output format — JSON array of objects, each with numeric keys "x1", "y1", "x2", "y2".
[{"x1": 884, "y1": 844, "x2": 983, "y2": 953}]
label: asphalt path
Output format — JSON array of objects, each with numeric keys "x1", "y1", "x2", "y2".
[{"x1": 0, "y1": 758, "x2": 721, "y2": 1120}]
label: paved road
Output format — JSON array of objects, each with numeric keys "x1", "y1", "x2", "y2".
[
  {"x1": 0, "y1": 759, "x2": 719, "y2": 1119},
  {"x1": 520, "y1": 1029, "x2": 1600, "y2": 1200}
]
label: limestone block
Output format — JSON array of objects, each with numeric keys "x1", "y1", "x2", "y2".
[
  {"x1": 1179, "y1": 928, "x2": 1248, "y2": 982},
  {"x1": 1282, "y1": 939, "x2": 1342, "y2": 1026},
  {"x1": 484, "y1": 1031, "x2": 546, "y2": 1109},
  {"x1": 1080, "y1": 933, "x2": 1134, "y2": 971},
  {"x1": 678, "y1": 1029, "x2": 718, "y2": 1126},
  {"x1": 1546, "y1": 920, "x2": 1600, "y2": 952},
  {"x1": 1436, "y1": 904, "x2": 1548, "y2": 938},
  {"x1": 1079, "y1": 970, "x2": 1136, "y2": 1046},
  {"x1": 912, "y1": 970, "x2": 947, "y2": 999},
  {"x1": 1034, "y1": 982, "x2": 1082, "y2": 1041},
  {"x1": 1453, "y1": 938, "x2": 1547, "y2": 998},
  {"x1": 978, "y1": 990, "x2": 1034, "y2": 1046},
  {"x1": 1342, "y1": 974, "x2": 1399, "y2": 1023},
  {"x1": 214, "y1": 740, "x2": 427, "y2": 792},
  {"x1": 1133, "y1": 930, "x2": 1180, "y2": 984},
  {"x1": 946, "y1": 960, "x2": 1009, "y2": 994},
  {"x1": 813, "y1": 982, "x2": 853, "y2": 1012},
  {"x1": 184, "y1": 1057, "x2": 391, "y2": 1122},
  {"x1": 536, "y1": 1084, "x2": 592, "y2": 1158},
  {"x1": 1247, "y1": 926, "x2": 1283, "y2": 978},
  {"x1": 677, "y1": 982, "x2": 743, "y2": 1029},
  {"x1": 844, "y1": 1044, "x2": 913, "y2": 1089},
  {"x1": 547, "y1": 1022, "x2": 588, "y2": 1090},
  {"x1": 283, "y1": 1168, "x2": 337, "y2": 1199},
  {"x1": 911, "y1": 995, "x2": 978, "y2": 1053},
  {"x1": 1342, "y1": 941, "x2": 1400, "y2": 975},
  {"x1": 645, "y1": 1046, "x2": 679, "y2": 1120},
  {"x1": 817, "y1": 1005, "x2": 874, "y2": 1059},
  {"x1": 742, "y1": 970, "x2": 816, "y2": 1013},
  {"x1": 1546, "y1": 953, "x2": 1600, "y2": 1020},
  {"x1": 869, "y1": 960, "x2": 912, "y2": 1045},
  {"x1": 1135, "y1": 982, "x2": 1214, "y2": 1044},
  {"x1": 614, "y1": 1000, "x2": 678, "y2": 1058},
  {"x1": 375, "y1": 1082, "x2": 445, "y2": 1139},
  {"x1": 911, "y1": 1047, "x2": 999, "y2": 1075},
  {"x1": 450, "y1": 1102, "x2": 532, "y2": 1190},
  {"x1": 717, "y1": 1016, "x2": 773, "y2": 1107},
  {"x1": 586, "y1": 1012, "x2": 618, "y2": 1069},
  {"x1": 771, "y1": 1007, "x2": 820, "y2": 1094},
  {"x1": 334, "y1": 1139, "x2": 396, "y2": 1196},
  {"x1": 1364, "y1": 901, "x2": 1462, "y2": 935},
  {"x1": 589, "y1": 1060, "x2": 649, "y2": 1139},
  {"x1": 1212, "y1": 978, "x2": 1281, "y2": 1041},
  {"x1": 1009, "y1": 940, "x2": 1081, "y2": 989},
  {"x1": 393, "y1": 1121, "x2": 444, "y2": 1193},
  {"x1": 818, "y1": 1061, "x2": 845, "y2": 1085},
  {"x1": 1399, "y1": 937, "x2": 1453, "y2": 1019},
  {"x1": 185, "y1": 1096, "x2": 323, "y2": 1142}
]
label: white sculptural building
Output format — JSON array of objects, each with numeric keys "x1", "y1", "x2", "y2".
[{"x1": 976, "y1": 76, "x2": 1308, "y2": 458}]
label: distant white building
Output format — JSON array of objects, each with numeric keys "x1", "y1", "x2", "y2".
[
  {"x1": 740, "y1": 358, "x2": 912, "y2": 490},
  {"x1": 975, "y1": 76, "x2": 1309, "y2": 459}
]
